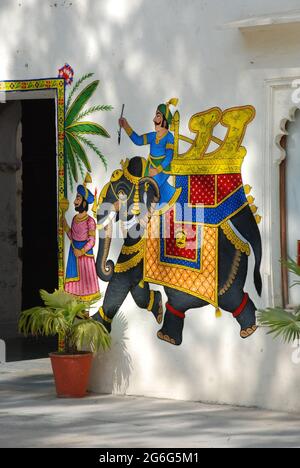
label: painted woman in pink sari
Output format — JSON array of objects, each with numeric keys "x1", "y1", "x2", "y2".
[{"x1": 63, "y1": 185, "x2": 100, "y2": 301}]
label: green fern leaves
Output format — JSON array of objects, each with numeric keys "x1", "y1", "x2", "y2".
[
  {"x1": 258, "y1": 307, "x2": 300, "y2": 343},
  {"x1": 18, "y1": 289, "x2": 111, "y2": 354},
  {"x1": 258, "y1": 257, "x2": 300, "y2": 344}
]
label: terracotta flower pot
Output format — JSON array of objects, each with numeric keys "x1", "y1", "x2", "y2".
[{"x1": 49, "y1": 352, "x2": 93, "y2": 398}]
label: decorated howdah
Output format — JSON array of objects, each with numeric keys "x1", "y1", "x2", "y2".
[
  {"x1": 92, "y1": 99, "x2": 262, "y2": 346},
  {"x1": 144, "y1": 105, "x2": 256, "y2": 308}
]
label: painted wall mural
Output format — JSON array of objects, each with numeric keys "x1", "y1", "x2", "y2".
[
  {"x1": 0, "y1": 67, "x2": 262, "y2": 346},
  {"x1": 63, "y1": 174, "x2": 100, "y2": 302},
  {"x1": 58, "y1": 64, "x2": 112, "y2": 301},
  {"x1": 59, "y1": 64, "x2": 112, "y2": 194},
  {"x1": 0, "y1": 68, "x2": 112, "y2": 296},
  {"x1": 93, "y1": 100, "x2": 263, "y2": 346}
]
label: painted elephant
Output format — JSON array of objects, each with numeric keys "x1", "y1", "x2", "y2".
[{"x1": 93, "y1": 156, "x2": 262, "y2": 345}]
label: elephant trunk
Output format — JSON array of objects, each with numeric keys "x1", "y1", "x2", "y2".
[{"x1": 96, "y1": 219, "x2": 114, "y2": 282}]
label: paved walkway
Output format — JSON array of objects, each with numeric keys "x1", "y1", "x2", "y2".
[{"x1": 0, "y1": 359, "x2": 300, "y2": 448}]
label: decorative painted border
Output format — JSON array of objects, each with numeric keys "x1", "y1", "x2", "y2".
[
  {"x1": 144, "y1": 215, "x2": 218, "y2": 306},
  {"x1": 0, "y1": 78, "x2": 65, "y2": 288},
  {"x1": 160, "y1": 214, "x2": 203, "y2": 270}
]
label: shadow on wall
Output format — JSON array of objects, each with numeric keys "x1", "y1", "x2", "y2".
[{"x1": 89, "y1": 311, "x2": 132, "y2": 394}]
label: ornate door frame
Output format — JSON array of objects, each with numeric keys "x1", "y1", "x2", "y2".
[{"x1": 0, "y1": 78, "x2": 66, "y2": 288}]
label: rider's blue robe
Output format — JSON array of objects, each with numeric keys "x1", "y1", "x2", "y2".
[{"x1": 125, "y1": 127, "x2": 181, "y2": 211}]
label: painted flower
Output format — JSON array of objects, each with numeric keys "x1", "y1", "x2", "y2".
[{"x1": 58, "y1": 63, "x2": 74, "y2": 85}]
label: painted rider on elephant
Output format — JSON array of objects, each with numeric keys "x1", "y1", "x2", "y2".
[{"x1": 119, "y1": 98, "x2": 181, "y2": 213}]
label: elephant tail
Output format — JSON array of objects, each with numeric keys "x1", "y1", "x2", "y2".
[{"x1": 230, "y1": 205, "x2": 262, "y2": 296}]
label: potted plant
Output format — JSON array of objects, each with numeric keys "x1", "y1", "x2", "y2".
[
  {"x1": 258, "y1": 258, "x2": 300, "y2": 342},
  {"x1": 18, "y1": 289, "x2": 111, "y2": 398}
]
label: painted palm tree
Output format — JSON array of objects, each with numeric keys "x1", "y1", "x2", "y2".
[{"x1": 64, "y1": 72, "x2": 112, "y2": 193}]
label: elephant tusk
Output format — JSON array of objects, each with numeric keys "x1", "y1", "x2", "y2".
[
  {"x1": 97, "y1": 210, "x2": 117, "y2": 230},
  {"x1": 121, "y1": 216, "x2": 139, "y2": 230}
]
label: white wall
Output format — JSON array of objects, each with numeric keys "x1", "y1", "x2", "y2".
[{"x1": 2, "y1": 0, "x2": 300, "y2": 412}]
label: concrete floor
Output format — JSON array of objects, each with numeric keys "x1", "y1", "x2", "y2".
[{"x1": 0, "y1": 359, "x2": 300, "y2": 448}]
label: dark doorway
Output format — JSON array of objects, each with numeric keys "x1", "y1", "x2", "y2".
[
  {"x1": 0, "y1": 98, "x2": 59, "y2": 361},
  {"x1": 4, "y1": 99, "x2": 58, "y2": 361},
  {"x1": 21, "y1": 99, "x2": 58, "y2": 309}
]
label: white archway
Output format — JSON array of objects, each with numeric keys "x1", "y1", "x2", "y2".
[{"x1": 263, "y1": 77, "x2": 300, "y2": 307}]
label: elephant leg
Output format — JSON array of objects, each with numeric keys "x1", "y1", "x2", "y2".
[
  {"x1": 218, "y1": 249, "x2": 257, "y2": 338},
  {"x1": 93, "y1": 272, "x2": 131, "y2": 332},
  {"x1": 131, "y1": 282, "x2": 163, "y2": 324},
  {"x1": 219, "y1": 288, "x2": 257, "y2": 339},
  {"x1": 157, "y1": 305, "x2": 184, "y2": 346},
  {"x1": 157, "y1": 287, "x2": 207, "y2": 346}
]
